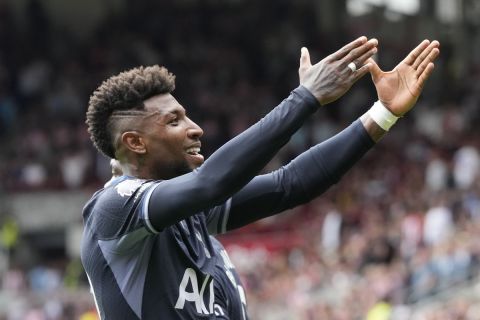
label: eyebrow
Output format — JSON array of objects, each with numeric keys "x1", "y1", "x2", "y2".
[
  {"x1": 167, "y1": 106, "x2": 186, "y2": 115},
  {"x1": 163, "y1": 108, "x2": 187, "y2": 120}
]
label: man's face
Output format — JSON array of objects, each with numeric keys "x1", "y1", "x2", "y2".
[{"x1": 140, "y1": 93, "x2": 204, "y2": 179}]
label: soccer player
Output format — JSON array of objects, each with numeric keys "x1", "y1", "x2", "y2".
[
  {"x1": 82, "y1": 37, "x2": 439, "y2": 319},
  {"x1": 104, "y1": 159, "x2": 246, "y2": 319}
]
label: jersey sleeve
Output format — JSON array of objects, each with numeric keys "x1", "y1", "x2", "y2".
[
  {"x1": 226, "y1": 119, "x2": 375, "y2": 230},
  {"x1": 84, "y1": 178, "x2": 160, "y2": 254}
]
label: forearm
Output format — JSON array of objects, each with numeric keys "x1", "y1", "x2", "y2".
[
  {"x1": 148, "y1": 86, "x2": 319, "y2": 229},
  {"x1": 227, "y1": 119, "x2": 374, "y2": 230},
  {"x1": 360, "y1": 113, "x2": 386, "y2": 141},
  {"x1": 292, "y1": 119, "x2": 374, "y2": 198},
  {"x1": 196, "y1": 85, "x2": 318, "y2": 196}
]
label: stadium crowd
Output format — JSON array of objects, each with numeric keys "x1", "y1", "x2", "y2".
[{"x1": 0, "y1": 0, "x2": 479, "y2": 319}]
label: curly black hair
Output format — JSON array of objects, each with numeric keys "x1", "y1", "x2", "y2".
[{"x1": 86, "y1": 65, "x2": 175, "y2": 158}]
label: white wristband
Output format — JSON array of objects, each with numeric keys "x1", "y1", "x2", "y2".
[{"x1": 368, "y1": 101, "x2": 399, "y2": 131}]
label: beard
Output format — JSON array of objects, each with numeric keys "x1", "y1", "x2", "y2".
[
  {"x1": 172, "y1": 162, "x2": 194, "y2": 177},
  {"x1": 152, "y1": 160, "x2": 193, "y2": 180}
]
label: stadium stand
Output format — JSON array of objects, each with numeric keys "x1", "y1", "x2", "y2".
[{"x1": 0, "y1": 0, "x2": 479, "y2": 319}]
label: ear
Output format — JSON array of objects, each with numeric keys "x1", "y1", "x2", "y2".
[{"x1": 121, "y1": 131, "x2": 147, "y2": 154}]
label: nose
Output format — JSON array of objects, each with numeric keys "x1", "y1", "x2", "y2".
[{"x1": 186, "y1": 118, "x2": 203, "y2": 139}]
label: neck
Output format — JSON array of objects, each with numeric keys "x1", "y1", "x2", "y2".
[
  {"x1": 116, "y1": 152, "x2": 191, "y2": 181},
  {"x1": 119, "y1": 156, "x2": 175, "y2": 180},
  {"x1": 118, "y1": 155, "x2": 153, "y2": 180}
]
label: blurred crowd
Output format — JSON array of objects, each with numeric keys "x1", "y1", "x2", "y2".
[
  {"x1": 0, "y1": 261, "x2": 96, "y2": 320},
  {"x1": 0, "y1": 0, "x2": 479, "y2": 319}
]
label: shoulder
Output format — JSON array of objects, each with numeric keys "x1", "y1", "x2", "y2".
[
  {"x1": 83, "y1": 177, "x2": 159, "y2": 237},
  {"x1": 101, "y1": 177, "x2": 156, "y2": 209}
]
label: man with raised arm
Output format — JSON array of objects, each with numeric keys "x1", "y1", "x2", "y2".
[{"x1": 81, "y1": 37, "x2": 439, "y2": 319}]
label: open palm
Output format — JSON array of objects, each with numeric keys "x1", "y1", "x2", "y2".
[{"x1": 369, "y1": 40, "x2": 440, "y2": 116}]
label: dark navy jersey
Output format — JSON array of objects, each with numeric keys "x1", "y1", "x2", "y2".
[
  {"x1": 81, "y1": 176, "x2": 232, "y2": 319},
  {"x1": 211, "y1": 237, "x2": 248, "y2": 320}
]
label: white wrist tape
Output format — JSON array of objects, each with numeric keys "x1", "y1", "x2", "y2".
[{"x1": 368, "y1": 101, "x2": 399, "y2": 131}]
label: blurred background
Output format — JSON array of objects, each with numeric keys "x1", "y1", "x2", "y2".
[{"x1": 0, "y1": 0, "x2": 479, "y2": 319}]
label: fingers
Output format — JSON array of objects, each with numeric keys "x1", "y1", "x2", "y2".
[
  {"x1": 298, "y1": 47, "x2": 312, "y2": 83},
  {"x1": 366, "y1": 58, "x2": 383, "y2": 82},
  {"x1": 403, "y1": 40, "x2": 430, "y2": 66},
  {"x1": 300, "y1": 47, "x2": 312, "y2": 69},
  {"x1": 329, "y1": 36, "x2": 368, "y2": 61},
  {"x1": 413, "y1": 40, "x2": 440, "y2": 69},
  {"x1": 417, "y1": 63, "x2": 435, "y2": 90},
  {"x1": 416, "y1": 46, "x2": 440, "y2": 77},
  {"x1": 352, "y1": 62, "x2": 372, "y2": 83},
  {"x1": 349, "y1": 42, "x2": 378, "y2": 70},
  {"x1": 339, "y1": 38, "x2": 377, "y2": 80}
]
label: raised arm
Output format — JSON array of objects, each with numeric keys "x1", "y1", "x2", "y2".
[
  {"x1": 226, "y1": 119, "x2": 373, "y2": 231},
  {"x1": 147, "y1": 37, "x2": 378, "y2": 230},
  {"x1": 224, "y1": 40, "x2": 441, "y2": 231}
]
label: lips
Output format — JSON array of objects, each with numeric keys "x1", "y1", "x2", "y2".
[
  {"x1": 185, "y1": 144, "x2": 204, "y2": 166},
  {"x1": 185, "y1": 146, "x2": 201, "y2": 155}
]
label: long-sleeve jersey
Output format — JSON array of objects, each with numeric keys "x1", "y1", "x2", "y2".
[{"x1": 81, "y1": 86, "x2": 374, "y2": 319}]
